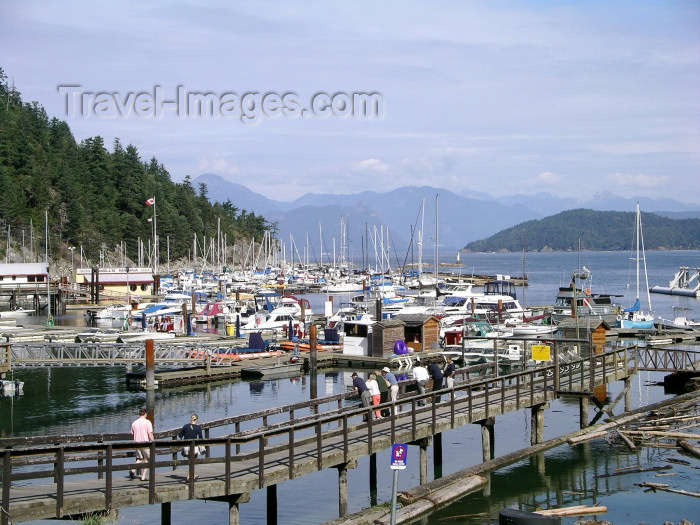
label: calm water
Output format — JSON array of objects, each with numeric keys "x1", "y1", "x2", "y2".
[{"x1": 2, "y1": 250, "x2": 699, "y2": 524}]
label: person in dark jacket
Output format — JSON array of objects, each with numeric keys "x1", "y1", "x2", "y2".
[
  {"x1": 427, "y1": 359, "x2": 444, "y2": 402},
  {"x1": 178, "y1": 414, "x2": 204, "y2": 481}
]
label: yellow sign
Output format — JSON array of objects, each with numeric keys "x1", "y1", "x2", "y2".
[{"x1": 531, "y1": 344, "x2": 551, "y2": 362}]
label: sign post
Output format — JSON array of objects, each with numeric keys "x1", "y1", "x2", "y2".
[{"x1": 390, "y1": 444, "x2": 408, "y2": 525}]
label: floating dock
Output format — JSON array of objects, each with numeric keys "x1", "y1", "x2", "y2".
[{"x1": 650, "y1": 266, "x2": 700, "y2": 298}]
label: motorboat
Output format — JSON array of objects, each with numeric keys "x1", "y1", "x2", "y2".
[
  {"x1": 0, "y1": 307, "x2": 35, "y2": 319},
  {"x1": 116, "y1": 330, "x2": 176, "y2": 343},
  {"x1": 75, "y1": 328, "x2": 123, "y2": 343},
  {"x1": 1, "y1": 378, "x2": 23, "y2": 396}
]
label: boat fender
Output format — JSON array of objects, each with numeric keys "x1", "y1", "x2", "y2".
[{"x1": 617, "y1": 315, "x2": 622, "y2": 321}]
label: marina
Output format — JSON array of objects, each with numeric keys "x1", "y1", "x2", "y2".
[{"x1": 2, "y1": 250, "x2": 700, "y2": 525}]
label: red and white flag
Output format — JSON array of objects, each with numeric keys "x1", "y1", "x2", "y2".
[{"x1": 145, "y1": 197, "x2": 155, "y2": 206}]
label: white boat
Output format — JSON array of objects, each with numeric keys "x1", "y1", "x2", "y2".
[
  {"x1": 86, "y1": 304, "x2": 131, "y2": 321},
  {"x1": 1, "y1": 379, "x2": 23, "y2": 396},
  {"x1": 75, "y1": 328, "x2": 123, "y2": 343},
  {"x1": 240, "y1": 296, "x2": 312, "y2": 335},
  {"x1": 619, "y1": 203, "x2": 655, "y2": 330},
  {"x1": 116, "y1": 330, "x2": 176, "y2": 343},
  {"x1": 0, "y1": 307, "x2": 35, "y2": 318}
]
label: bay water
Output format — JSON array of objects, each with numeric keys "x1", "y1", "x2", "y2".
[{"x1": 2, "y1": 250, "x2": 699, "y2": 524}]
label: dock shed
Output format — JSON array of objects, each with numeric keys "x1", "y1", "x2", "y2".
[
  {"x1": 555, "y1": 318, "x2": 610, "y2": 355},
  {"x1": 370, "y1": 318, "x2": 405, "y2": 358},
  {"x1": 393, "y1": 314, "x2": 441, "y2": 353}
]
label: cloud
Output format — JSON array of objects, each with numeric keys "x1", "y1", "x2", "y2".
[
  {"x1": 349, "y1": 158, "x2": 390, "y2": 174},
  {"x1": 197, "y1": 157, "x2": 240, "y2": 177},
  {"x1": 604, "y1": 173, "x2": 669, "y2": 189}
]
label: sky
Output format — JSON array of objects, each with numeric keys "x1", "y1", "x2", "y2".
[{"x1": 2, "y1": 1, "x2": 699, "y2": 203}]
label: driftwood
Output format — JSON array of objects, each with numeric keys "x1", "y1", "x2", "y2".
[
  {"x1": 376, "y1": 475, "x2": 487, "y2": 525},
  {"x1": 667, "y1": 457, "x2": 692, "y2": 466},
  {"x1": 623, "y1": 430, "x2": 700, "y2": 440},
  {"x1": 596, "y1": 464, "x2": 672, "y2": 478},
  {"x1": 568, "y1": 430, "x2": 608, "y2": 444},
  {"x1": 677, "y1": 439, "x2": 700, "y2": 459},
  {"x1": 638, "y1": 481, "x2": 700, "y2": 498},
  {"x1": 616, "y1": 430, "x2": 636, "y2": 451},
  {"x1": 534, "y1": 505, "x2": 608, "y2": 517}
]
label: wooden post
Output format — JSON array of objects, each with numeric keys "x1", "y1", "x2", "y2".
[
  {"x1": 337, "y1": 463, "x2": 349, "y2": 517},
  {"x1": 228, "y1": 501, "x2": 240, "y2": 525},
  {"x1": 310, "y1": 324, "x2": 318, "y2": 403},
  {"x1": 480, "y1": 417, "x2": 495, "y2": 461},
  {"x1": 531, "y1": 403, "x2": 548, "y2": 445},
  {"x1": 420, "y1": 442, "x2": 428, "y2": 484},
  {"x1": 369, "y1": 453, "x2": 377, "y2": 506},
  {"x1": 433, "y1": 432, "x2": 443, "y2": 479},
  {"x1": 267, "y1": 484, "x2": 277, "y2": 525},
  {"x1": 161, "y1": 502, "x2": 171, "y2": 525},
  {"x1": 624, "y1": 377, "x2": 631, "y2": 412},
  {"x1": 579, "y1": 396, "x2": 589, "y2": 429},
  {"x1": 145, "y1": 339, "x2": 155, "y2": 391}
]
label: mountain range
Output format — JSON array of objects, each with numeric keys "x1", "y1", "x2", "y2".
[{"x1": 192, "y1": 173, "x2": 700, "y2": 256}]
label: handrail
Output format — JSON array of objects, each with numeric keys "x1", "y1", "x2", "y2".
[{"x1": 0, "y1": 346, "x2": 640, "y2": 524}]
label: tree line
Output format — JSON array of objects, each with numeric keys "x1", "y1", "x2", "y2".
[
  {"x1": 463, "y1": 208, "x2": 700, "y2": 252},
  {"x1": 0, "y1": 69, "x2": 272, "y2": 266}
]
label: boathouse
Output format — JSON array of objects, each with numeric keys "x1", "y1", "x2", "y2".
[
  {"x1": 0, "y1": 263, "x2": 49, "y2": 291},
  {"x1": 556, "y1": 318, "x2": 610, "y2": 354},
  {"x1": 370, "y1": 318, "x2": 405, "y2": 358},
  {"x1": 394, "y1": 313, "x2": 441, "y2": 353},
  {"x1": 76, "y1": 267, "x2": 155, "y2": 299},
  {"x1": 369, "y1": 314, "x2": 441, "y2": 357}
]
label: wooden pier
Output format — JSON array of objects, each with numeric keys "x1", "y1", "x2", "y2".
[{"x1": 3, "y1": 345, "x2": 699, "y2": 525}]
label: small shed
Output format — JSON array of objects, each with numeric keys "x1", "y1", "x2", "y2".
[
  {"x1": 555, "y1": 318, "x2": 610, "y2": 355},
  {"x1": 393, "y1": 314, "x2": 441, "y2": 353},
  {"x1": 370, "y1": 318, "x2": 405, "y2": 358}
]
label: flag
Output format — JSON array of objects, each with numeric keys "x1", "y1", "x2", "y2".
[
  {"x1": 147, "y1": 217, "x2": 153, "y2": 222},
  {"x1": 145, "y1": 197, "x2": 155, "y2": 206}
]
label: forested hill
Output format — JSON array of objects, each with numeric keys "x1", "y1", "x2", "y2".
[
  {"x1": 463, "y1": 209, "x2": 700, "y2": 252},
  {"x1": 0, "y1": 69, "x2": 270, "y2": 264}
]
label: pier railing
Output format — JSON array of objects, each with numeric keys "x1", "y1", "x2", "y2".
[{"x1": 0, "y1": 346, "x2": 636, "y2": 524}]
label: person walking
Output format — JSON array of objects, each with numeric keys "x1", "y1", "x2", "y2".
[
  {"x1": 130, "y1": 408, "x2": 154, "y2": 481},
  {"x1": 351, "y1": 372, "x2": 372, "y2": 419},
  {"x1": 444, "y1": 356, "x2": 456, "y2": 388},
  {"x1": 366, "y1": 373, "x2": 381, "y2": 419},
  {"x1": 411, "y1": 360, "x2": 429, "y2": 406},
  {"x1": 178, "y1": 414, "x2": 204, "y2": 481},
  {"x1": 427, "y1": 358, "x2": 445, "y2": 403}
]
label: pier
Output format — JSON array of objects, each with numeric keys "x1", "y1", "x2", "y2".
[{"x1": 2, "y1": 344, "x2": 700, "y2": 525}]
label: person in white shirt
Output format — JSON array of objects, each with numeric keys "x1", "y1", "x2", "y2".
[
  {"x1": 365, "y1": 373, "x2": 382, "y2": 419},
  {"x1": 411, "y1": 360, "x2": 429, "y2": 406}
]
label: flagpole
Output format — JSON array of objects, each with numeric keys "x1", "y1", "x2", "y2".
[{"x1": 152, "y1": 197, "x2": 157, "y2": 275}]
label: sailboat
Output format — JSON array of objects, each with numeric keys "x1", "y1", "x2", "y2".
[{"x1": 619, "y1": 203, "x2": 655, "y2": 330}]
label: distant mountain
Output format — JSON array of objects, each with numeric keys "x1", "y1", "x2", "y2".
[
  {"x1": 192, "y1": 175, "x2": 541, "y2": 257},
  {"x1": 495, "y1": 190, "x2": 700, "y2": 216},
  {"x1": 463, "y1": 209, "x2": 700, "y2": 252}
]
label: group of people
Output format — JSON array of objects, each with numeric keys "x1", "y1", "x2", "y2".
[
  {"x1": 352, "y1": 356, "x2": 457, "y2": 413},
  {"x1": 130, "y1": 409, "x2": 204, "y2": 482},
  {"x1": 351, "y1": 366, "x2": 399, "y2": 420},
  {"x1": 412, "y1": 356, "x2": 455, "y2": 405}
]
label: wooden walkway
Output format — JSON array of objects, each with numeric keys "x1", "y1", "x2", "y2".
[{"x1": 2, "y1": 346, "x2": 699, "y2": 524}]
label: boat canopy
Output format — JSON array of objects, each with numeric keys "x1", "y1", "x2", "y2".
[{"x1": 624, "y1": 298, "x2": 641, "y2": 313}]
